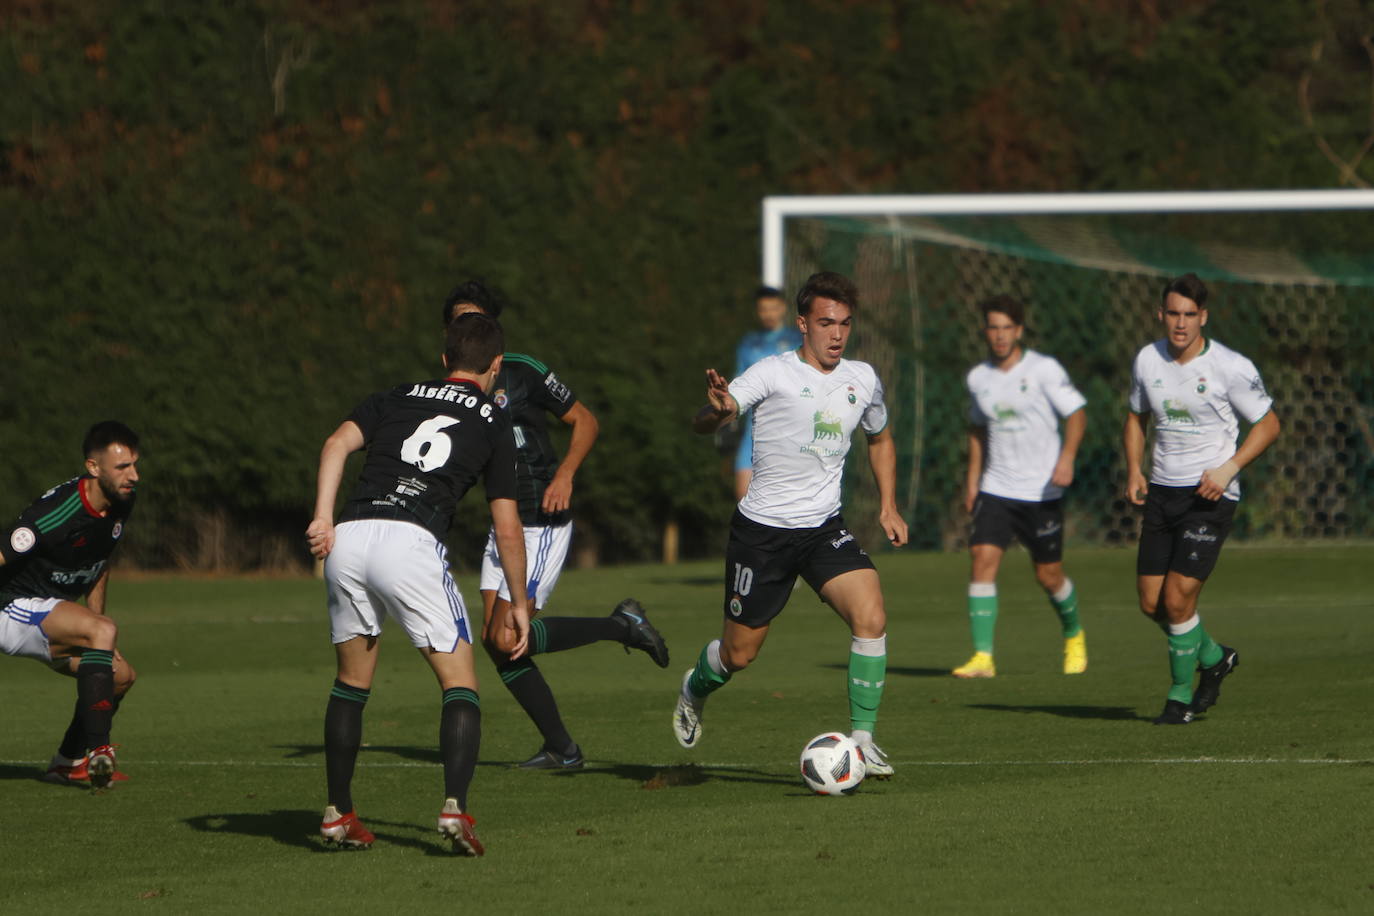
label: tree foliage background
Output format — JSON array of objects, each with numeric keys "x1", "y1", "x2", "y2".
[{"x1": 2, "y1": 0, "x2": 1371, "y2": 570}]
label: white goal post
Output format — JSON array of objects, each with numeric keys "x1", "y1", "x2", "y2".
[{"x1": 762, "y1": 189, "x2": 1374, "y2": 287}]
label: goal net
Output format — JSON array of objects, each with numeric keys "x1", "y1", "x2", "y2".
[{"x1": 764, "y1": 192, "x2": 1374, "y2": 551}]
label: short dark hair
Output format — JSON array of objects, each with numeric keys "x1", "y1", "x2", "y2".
[
  {"x1": 83, "y1": 420, "x2": 139, "y2": 458},
  {"x1": 795, "y1": 271, "x2": 858, "y2": 316},
  {"x1": 1162, "y1": 273, "x2": 1208, "y2": 308},
  {"x1": 442, "y1": 279, "x2": 503, "y2": 327},
  {"x1": 754, "y1": 285, "x2": 784, "y2": 301},
  {"x1": 980, "y1": 294, "x2": 1025, "y2": 327},
  {"x1": 445, "y1": 312, "x2": 505, "y2": 374}
]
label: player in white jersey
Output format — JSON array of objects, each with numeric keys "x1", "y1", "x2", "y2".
[
  {"x1": 673, "y1": 271, "x2": 909, "y2": 777},
  {"x1": 954, "y1": 296, "x2": 1088, "y2": 679},
  {"x1": 1123, "y1": 273, "x2": 1280, "y2": 725}
]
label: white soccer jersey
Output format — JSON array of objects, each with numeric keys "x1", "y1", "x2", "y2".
[
  {"x1": 1129, "y1": 338, "x2": 1273, "y2": 500},
  {"x1": 967, "y1": 350, "x2": 1087, "y2": 502},
  {"x1": 729, "y1": 351, "x2": 888, "y2": 529}
]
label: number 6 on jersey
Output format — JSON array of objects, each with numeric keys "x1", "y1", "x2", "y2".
[{"x1": 401, "y1": 416, "x2": 461, "y2": 471}]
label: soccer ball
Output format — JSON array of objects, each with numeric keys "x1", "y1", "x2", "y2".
[{"x1": 799, "y1": 732, "x2": 866, "y2": 795}]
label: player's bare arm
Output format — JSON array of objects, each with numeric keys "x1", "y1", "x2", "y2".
[
  {"x1": 307, "y1": 421, "x2": 366, "y2": 559},
  {"x1": 1197, "y1": 409, "x2": 1281, "y2": 501},
  {"x1": 866, "y1": 427, "x2": 909, "y2": 547},
  {"x1": 1122, "y1": 411, "x2": 1150, "y2": 505},
  {"x1": 488, "y1": 497, "x2": 530, "y2": 659},
  {"x1": 541, "y1": 400, "x2": 599, "y2": 515},
  {"x1": 1051, "y1": 408, "x2": 1087, "y2": 489},
  {"x1": 692, "y1": 368, "x2": 738, "y2": 434},
  {"x1": 85, "y1": 568, "x2": 110, "y2": 616},
  {"x1": 965, "y1": 427, "x2": 986, "y2": 514}
]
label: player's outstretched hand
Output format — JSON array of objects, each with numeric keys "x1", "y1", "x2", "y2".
[
  {"x1": 1197, "y1": 459, "x2": 1239, "y2": 502},
  {"x1": 879, "y1": 506, "x2": 909, "y2": 548},
  {"x1": 705, "y1": 368, "x2": 732, "y2": 413},
  {"x1": 305, "y1": 518, "x2": 335, "y2": 559},
  {"x1": 504, "y1": 601, "x2": 531, "y2": 660},
  {"x1": 1125, "y1": 470, "x2": 1149, "y2": 506}
]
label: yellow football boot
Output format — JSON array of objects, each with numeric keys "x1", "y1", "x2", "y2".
[
  {"x1": 1063, "y1": 631, "x2": 1087, "y2": 675},
  {"x1": 952, "y1": 651, "x2": 996, "y2": 678}
]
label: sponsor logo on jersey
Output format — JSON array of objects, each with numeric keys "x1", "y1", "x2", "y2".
[
  {"x1": 544, "y1": 373, "x2": 571, "y2": 403},
  {"x1": 494, "y1": 389, "x2": 508, "y2": 409},
  {"x1": 1152, "y1": 378, "x2": 1164, "y2": 388},
  {"x1": 10, "y1": 527, "x2": 36, "y2": 553},
  {"x1": 830, "y1": 530, "x2": 854, "y2": 549},
  {"x1": 801, "y1": 386, "x2": 814, "y2": 399},
  {"x1": 51, "y1": 560, "x2": 106, "y2": 587},
  {"x1": 112, "y1": 522, "x2": 123, "y2": 539},
  {"x1": 993, "y1": 404, "x2": 1018, "y2": 422},
  {"x1": 1162, "y1": 399, "x2": 1196, "y2": 424},
  {"x1": 728, "y1": 597, "x2": 742, "y2": 617},
  {"x1": 812, "y1": 411, "x2": 843, "y2": 441}
]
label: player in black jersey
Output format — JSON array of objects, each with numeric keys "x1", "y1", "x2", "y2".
[
  {"x1": 1, "y1": 421, "x2": 141, "y2": 789},
  {"x1": 444, "y1": 281, "x2": 669, "y2": 770},
  {"x1": 306, "y1": 313, "x2": 529, "y2": 855}
]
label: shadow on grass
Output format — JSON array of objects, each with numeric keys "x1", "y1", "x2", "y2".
[
  {"x1": 184, "y1": 809, "x2": 439, "y2": 853},
  {"x1": 273, "y1": 744, "x2": 522, "y2": 769},
  {"x1": 820, "y1": 663, "x2": 951, "y2": 678},
  {"x1": 0, "y1": 764, "x2": 41, "y2": 781},
  {"x1": 647, "y1": 575, "x2": 718, "y2": 587},
  {"x1": 967, "y1": 703, "x2": 1149, "y2": 721},
  {"x1": 535, "y1": 761, "x2": 795, "y2": 788}
]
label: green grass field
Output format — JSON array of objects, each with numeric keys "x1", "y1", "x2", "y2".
[{"x1": 2, "y1": 545, "x2": 1371, "y2": 914}]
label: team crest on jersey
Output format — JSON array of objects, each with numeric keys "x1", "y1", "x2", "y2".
[
  {"x1": 729, "y1": 597, "x2": 743, "y2": 617},
  {"x1": 1019, "y1": 380, "x2": 1028, "y2": 393},
  {"x1": 10, "y1": 526, "x2": 36, "y2": 553},
  {"x1": 494, "y1": 389, "x2": 509, "y2": 409},
  {"x1": 846, "y1": 385, "x2": 856, "y2": 405},
  {"x1": 1196, "y1": 377, "x2": 1207, "y2": 394},
  {"x1": 112, "y1": 521, "x2": 123, "y2": 539}
]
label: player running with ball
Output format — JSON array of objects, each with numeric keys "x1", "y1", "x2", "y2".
[{"x1": 675, "y1": 271, "x2": 908, "y2": 777}]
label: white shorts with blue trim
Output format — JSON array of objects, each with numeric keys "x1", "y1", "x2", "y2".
[
  {"x1": 1, "y1": 596, "x2": 60, "y2": 661},
  {"x1": 325, "y1": 519, "x2": 471, "y2": 651},
  {"x1": 479, "y1": 522, "x2": 572, "y2": 611}
]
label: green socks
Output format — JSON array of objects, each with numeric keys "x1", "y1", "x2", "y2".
[
  {"x1": 968, "y1": 583, "x2": 998, "y2": 654},
  {"x1": 848, "y1": 636, "x2": 887, "y2": 734},
  {"x1": 1166, "y1": 616, "x2": 1220, "y2": 703},
  {"x1": 1050, "y1": 579, "x2": 1083, "y2": 638},
  {"x1": 687, "y1": 640, "x2": 731, "y2": 698}
]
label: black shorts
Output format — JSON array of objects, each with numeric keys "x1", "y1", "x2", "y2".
[
  {"x1": 722, "y1": 510, "x2": 876, "y2": 628},
  {"x1": 1136, "y1": 485, "x2": 1237, "y2": 580},
  {"x1": 969, "y1": 493, "x2": 1064, "y2": 564}
]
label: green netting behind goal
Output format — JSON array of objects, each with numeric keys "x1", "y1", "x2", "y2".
[{"x1": 782, "y1": 213, "x2": 1374, "y2": 551}]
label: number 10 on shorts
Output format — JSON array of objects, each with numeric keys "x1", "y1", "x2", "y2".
[{"x1": 733, "y1": 563, "x2": 754, "y2": 596}]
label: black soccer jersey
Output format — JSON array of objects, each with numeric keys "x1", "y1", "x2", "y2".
[
  {"x1": 492, "y1": 353, "x2": 577, "y2": 526},
  {"x1": 336, "y1": 377, "x2": 518, "y2": 540},
  {"x1": 0, "y1": 476, "x2": 134, "y2": 604}
]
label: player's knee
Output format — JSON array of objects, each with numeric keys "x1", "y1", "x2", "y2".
[
  {"x1": 1035, "y1": 567, "x2": 1064, "y2": 592},
  {"x1": 88, "y1": 615, "x2": 118, "y2": 650},
  {"x1": 720, "y1": 643, "x2": 757, "y2": 671}
]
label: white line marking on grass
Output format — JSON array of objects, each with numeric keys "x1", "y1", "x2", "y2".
[{"x1": 4, "y1": 757, "x2": 1370, "y2": 769}]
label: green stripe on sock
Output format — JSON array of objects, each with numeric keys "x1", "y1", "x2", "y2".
[
  {"x1": 969, "y1": 593, "x2": 998, "y2": 654},
  {"x1": 1051, "y1": 585, "x2": 1082, "y2": 638},
  {"x1": 443, "y1": 687, "x2": 479, "y2": 707},
  {"x1": 1167, "y1": 627, "x2": 1202, "y2": 703},
  {"x1": 79, "y1": 649, "x2": 114, "y2": 667},
  {"x1": 330, "y1": 684, "x2": 371, "y2": 704},
  {"x1": 687, "y1": 643, "x2": 730, "y2": 697},
  {"x1": 530, "y1": 619, "x2": 548, "y2": 655},
  {"x1": 499, "y1": 662, "x2": 535, "y2": 685},
  {"x1": 848, "y1": 651, "x2": 887, "y2": 733},
  {"x1": 1196, "y1": 624, "x2": 1222, "y2": 669}
]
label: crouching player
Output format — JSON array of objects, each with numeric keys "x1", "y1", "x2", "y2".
[
  {"x1": 1, "y1": 421, "x2": 141, "y2": 789},
  {"x1": 306, "y1": 313, "x2": 530, "y2": 854}
]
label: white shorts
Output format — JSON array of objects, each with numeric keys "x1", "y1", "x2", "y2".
[
  {"x1": 325, "y1": 519, "x2": 472, "y2": 651},
  {"x1": 479, "y1": 522, "x2": 572, "y2": 610},
  {"x1": 0, "y1": 596, "x2": 60, "y2": 661}
]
